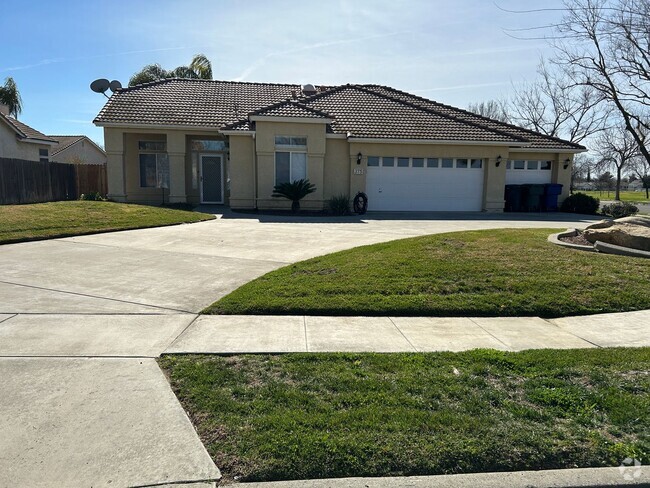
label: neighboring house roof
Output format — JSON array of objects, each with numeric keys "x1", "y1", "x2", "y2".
[
  {"x1": 47, "y1": 135, "x2": 106, "y2": 158},
  {"x1": 94, "y1": 78, "x2": 585, "y2": 150},
  {"x1": 0, "y1": 113, "x2": 57, "y2": 144}
]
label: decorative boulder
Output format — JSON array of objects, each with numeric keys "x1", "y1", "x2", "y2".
[{"x1": 583, "y1": 216, "x2": 650, "y2": 251}]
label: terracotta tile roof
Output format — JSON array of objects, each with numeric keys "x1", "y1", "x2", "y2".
[
  {"x1": 94, "y1": 79, "x2": 584, "y2": 150},
  {"x1": 47, "y1": 135, "x2": 106, "y2": 157},
  {"x1": 0, "y1": 113, "x2": 57, "y2": 143},
  {"x1": 301, "y1": 85, "x2": 526, "y2": 143},
  {"x1": 95, "y1": 79, "x2": 308, "y2": 128},
  {"x1": 362, "y1": 85, "x2": 586, "y2": 150}
]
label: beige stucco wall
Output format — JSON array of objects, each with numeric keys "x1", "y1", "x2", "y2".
[
  {"x1": 254, "y1": 120, "x2": 328, "y2": 210},
  {"x1": 323, "y1": 138, "x2": 351, "y2": 200},
  {"x1": 0, "y1": 121, "x2": 50, "y2": 161},
  {"x1": 229, "y1": 134, "x2": 256, "y2": 208},
  {"x1": 51, "y1": 140, "x2": 106, "y2": 165}
]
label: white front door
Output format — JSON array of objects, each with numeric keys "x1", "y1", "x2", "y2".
[{"x1": 200, "y1": 154, "x2": 224, "y2": 204}]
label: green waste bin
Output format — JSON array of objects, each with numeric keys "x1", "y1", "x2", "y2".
[{"x1": 521, "y1": 184, "x2": 545, "y2": 212}]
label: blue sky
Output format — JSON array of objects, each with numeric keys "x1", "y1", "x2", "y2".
[{"x1": 0, "y1": 1, "x2": 564, "y2": 146}]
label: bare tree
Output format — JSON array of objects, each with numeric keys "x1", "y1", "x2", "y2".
[
  {"x1": 594, "y1": 124, "x2": 640, "y2": 199},
  {"x1": 467, "y1": 99, "x2": 510, "y2": 122},
  {"x1": 551, "y1": 0, "x2": 650, "y2": 163},
  {"x1": 571, "y1": 153, "x2": 596, "y2": 189},
  {"x1": 509, "y1": 59, "x2": 609, "y2": 143},
  {"x1": 629, "y1": 155, "x2": 650, "y2": 197}
]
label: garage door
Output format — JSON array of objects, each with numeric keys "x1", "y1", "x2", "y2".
[
  {"x1": 365, "y1": 156, "x2": 484, "y2": 211},
  {"x1": 506, "y1": 159, "x2": 553, "y2": 185}
]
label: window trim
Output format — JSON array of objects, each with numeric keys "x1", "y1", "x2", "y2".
[{"x1": 274, "y1": 150, "x2": 308, "y2": 185}]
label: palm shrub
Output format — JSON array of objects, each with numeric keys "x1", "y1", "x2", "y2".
[{"x1": 272, "y1": 179, "x2": 316, "y2": 213}]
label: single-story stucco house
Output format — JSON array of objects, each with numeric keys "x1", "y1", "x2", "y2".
[
  {"x1": 48, "y1": 135, "x2": 107, "y2": 165},
  {"x1": 93, "y1": 80, "x2": 585, "y2": 212},
  {"x1": 0, "y1": 106, "x2": 57, "y2": 162}
]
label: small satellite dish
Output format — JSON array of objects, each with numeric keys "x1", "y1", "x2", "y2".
[
  {"x1": 90, "y1": 78, "x2": 110, "y2": 94},
  {"x1": 109, "y1": 80, "x2": 122, "y2": 92}
]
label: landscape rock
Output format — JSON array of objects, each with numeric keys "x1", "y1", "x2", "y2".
[
  {"x1": 585, "y1": 216, "x2": 650, "y2": 230},
  {"x1": 583, "y1": 216, "x2": 650, "y2": 251}
]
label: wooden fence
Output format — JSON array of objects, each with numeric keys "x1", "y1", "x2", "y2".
[{"x1": 0, "y1": 158, "x2": 107, "y2": 205}]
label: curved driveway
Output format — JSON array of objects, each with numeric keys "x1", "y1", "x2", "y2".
[{"x1": 0, "y1": 210, "x2": 603, "y2": 487}]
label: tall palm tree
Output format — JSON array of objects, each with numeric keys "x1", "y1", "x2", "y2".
[
  {"x1": 0, "y1": 77, "x2": 23, "y2": 118},
  {"x1": 128, "y1": 54, "x2": 213, "y2": 87}
]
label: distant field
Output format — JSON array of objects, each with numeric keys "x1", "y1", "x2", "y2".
[{"x1": 580, "y1": 190, "x2": 649, "y2": 202}]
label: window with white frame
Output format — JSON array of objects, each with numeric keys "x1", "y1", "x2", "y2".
[
  {"x1": 275, "y1": 136, "x2": 307, "y2": 184},
  {"x1": 366, "y1": 156, "x2": 483, "y2": 169},
  {"x1": 507, "y1": 159, "x2": 552, "y2": 171},
  {"x1": 138, "y1": 141, "x2": 169, "y2": 188}
]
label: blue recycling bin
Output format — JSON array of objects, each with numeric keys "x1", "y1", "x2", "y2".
[{"x1": 543, "y1": 184, "x2": 563, "y2": 211}]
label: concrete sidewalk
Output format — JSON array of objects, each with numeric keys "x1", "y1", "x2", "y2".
[
  {"x1": 165, "y1": 310, "x2": 650, "y2": 354},
  {"x1": 238, "y1": 466, "x2": 650, "y2": 487}
]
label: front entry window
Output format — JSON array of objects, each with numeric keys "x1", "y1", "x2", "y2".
[
  {"x1": 275, "y1": 151, "x2": 307, "y2": 184},
  {"x1": 138, "y1": 141, "x2": 168, "y2": 188}
]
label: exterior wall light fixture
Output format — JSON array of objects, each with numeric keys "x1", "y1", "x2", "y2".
[
  {"x1": 496, "y1": 155, "x2": 502, "y2": 167},
  {"x1": 357, "y1": 152, "x2": 363, "y2": 165},
  {"x1": 564, "y1": 158, "x2": 571, "y2": 169}
]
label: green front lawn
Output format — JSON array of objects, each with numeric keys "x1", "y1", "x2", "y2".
[
  {"x1": 206, "y1": 229, "x2": 650, "y2": 318},
  {"x1": 581, "y1": 190, "x2": 650, "y2": 203},
  {"x1": 0, "y1": 201, "x2": 214, "y2": 244},
  {"x1": 160, "y1": 349, "x2": 650, "y2": 482}
]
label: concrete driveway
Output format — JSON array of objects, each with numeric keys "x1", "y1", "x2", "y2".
[{"x1": 0, "y1": 210, "x2": 601, "y2": 487}]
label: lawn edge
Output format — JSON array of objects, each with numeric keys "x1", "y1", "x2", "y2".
[{"x1": 0, "y1": 215, "x2": 215, "y2": 245}]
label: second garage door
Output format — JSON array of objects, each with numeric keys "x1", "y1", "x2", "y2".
[{"x1": 365, "y1": 156, "x2": 485, "y2": 211}]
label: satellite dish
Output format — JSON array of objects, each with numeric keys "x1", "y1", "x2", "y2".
[
  {"x1": 109, "y1": 80, "x2": 122, "y2": 92},
  {"x1": 90, "y1": 78, "x2": 110, "y2": 94}
]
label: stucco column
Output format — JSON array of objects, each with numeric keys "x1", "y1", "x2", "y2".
[
  {"x1": 482, "y1": 156, "x2": 507, "y2": 212},
  {"x1": 554, "y1": 155, "x2": 573, "y2": 203},
  {"x1": 167, "y1": 131, "x2": 186, "y2": 203},
  {"x1": 104, "y1": 128, "x2": 126, "y2": 202}
]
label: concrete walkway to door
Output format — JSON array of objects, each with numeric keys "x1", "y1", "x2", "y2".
[{"x1": 1, "y1": 209, "x2": 636, "y2": 487}]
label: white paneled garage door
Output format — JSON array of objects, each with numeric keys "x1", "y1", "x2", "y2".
[
  {"x1": 365, "y1": 156, "x2": 484, "y2": 211},
  {"x1": 505, "y1": 159, "x2": 553, "y2": 185}
]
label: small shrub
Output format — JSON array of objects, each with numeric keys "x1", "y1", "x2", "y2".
[
  {"x1": 327, "y1": 194, "x2": 351, "y2": 215},
  {"x1": 79, "y1": 192, "x2": 104, "y2": 201},
  {"x1": 601, "y1": 201, "x2": 639, "y2": 218},
  {"x1": 272, "y1": 179, "x2": 317, "y2": 213},
  {"x1": 561, "y1": 193, "x2": 600, "y2": 214}
]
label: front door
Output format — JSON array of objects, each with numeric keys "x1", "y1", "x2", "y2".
[{"x1": 200, "y1": 154, "x2": 224, "y2": 204}]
